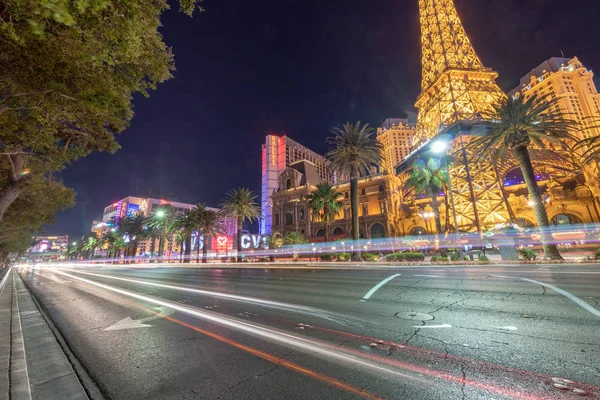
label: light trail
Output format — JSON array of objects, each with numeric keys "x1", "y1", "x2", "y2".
[
  {"x1": 46, "y1": 269, "x2": 596, "y2": 399},
  {"x1": 51, "y1": 270, "x2": 426, "y2": 383},
  {"x1": 281, "y1": 321, "x2": 600, "y2": 398},
  {"x1": 58, "y1": 268, "x2": 353, "y2": 325},
  {"x1": 160, "y1": 314, "x2": 385, "y2": 400},
  {"x1": 53, "y1": 221, "x2": 600, "y2": 264}
]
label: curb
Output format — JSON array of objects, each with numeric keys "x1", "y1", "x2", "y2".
[
  {"x1": 16, "y1": 271, "x2": 106, "y2": 400},
  {"x1": 5, "y1": 270, "x2": 103, "y2": 400}
]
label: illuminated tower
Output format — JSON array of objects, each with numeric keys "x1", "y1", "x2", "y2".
[
  {"x1": 414, "y1": 0, "x2": 510, "y2": 231},
  {"x1": 416, "y1": 0, "x2": 505, "y2": 141}
]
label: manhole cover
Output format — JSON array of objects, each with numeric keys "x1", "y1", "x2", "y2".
[{"x1": 395, "y1": 312, "x2": 434, "y2": 321}]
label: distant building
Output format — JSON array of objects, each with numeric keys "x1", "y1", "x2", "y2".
[
  {"x1": 377, "y1": 118, "x2": 416, "y2": 172},
  {"x1": 101, "y1": 196, "x2": 198, "y2": 225},
  {"x1": 97, "y1": 196, "x2": 236, "y2": 257},
  {"x1": 26, "y1": 235, "x2": 69, "y2": 261},
  {"x1": 510, "y1": 56, "x2": 600, "y2": 141},
  {"x1": 261, "y1": 135, "x2": 336, "y2": 235},
  {"x1": 29, "y1": 235, "x2": 69, "y2": 253}
]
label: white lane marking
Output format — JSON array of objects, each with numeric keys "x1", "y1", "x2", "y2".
[
  {"x1": 488, "y1": 325, "x2": 517, "y2": 331},
  {"x1": 491, "y1": 275, "x2": 600, "y2": 318},
  {"x1": 413, "y1": 274, "x2": 440, "y2": 278},
  {"x1": 59, "y1": 268, "x2": 351, "y2": 326},
  {"x1": 52, "y1": 270, "x2": 426, "y2": 383},
  {"x1": 412, "y1": 324, "x2": 452, "y2": 329},
  {"x1": 361, "y1": 274, "x2": 402, "y2": 300},
  {"x1": 104, "y1": 306, "x2": 175, "y2": 331}
]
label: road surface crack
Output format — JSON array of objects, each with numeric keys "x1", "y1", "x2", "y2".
[
  {"x1": 215, "y1": 349, "x2": 295, "y2": 399},
  {"x1": 404, "y1": 321, "x2": 425, "y2": 345},
  {"x1": 459, "y1": 364, "x2": 467, "y2": 400}
]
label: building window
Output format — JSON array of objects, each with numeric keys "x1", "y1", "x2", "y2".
[
  {"x1": 362, "y1": 203, "x2": 369, "y2": 217},
  {"x1": 299, "y1": 207, "x2": 305, "y2": 223},
  {"x1": 379, "y1": 184, "x2": 385, "y2": 192},
  {"x1": 344, "y1": 192, "x2": 349, "y2": 199},
  {"x1": 344, "y1": 206, "x2": 350, "y2": 219},
  {"x1": 380, "y1": 201, "x2": 387, "y2": 215},
  {"x1": 285, "y1": 210, "x2": 293, "y2": 225},
  {"x1": 275, "y1": 214, "x2": 280, "y2": 226},
  {"x1": 361, "y1": 188, "x2": 366, "y2": 196}
]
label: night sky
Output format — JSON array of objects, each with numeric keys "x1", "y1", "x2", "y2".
[{"x1": 48, "y1": 0, "x2": 600, "y2": 238}]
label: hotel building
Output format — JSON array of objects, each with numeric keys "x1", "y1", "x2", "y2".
[
  {"x1": 377, "y1": 118, "x2": 416, "y2": 172},
  {"x1": 98, "y1": 196, "x2": 237, "y2": 256},
  {"x1": 261, "y1": 135, "x2": 335, "y2": 234},
  {"x1": 510, "y1": 56, "x2": 600, "y2": 141}
]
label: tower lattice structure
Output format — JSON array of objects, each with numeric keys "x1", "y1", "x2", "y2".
[{"x1": 414, "y1": 0, "x2": 510, "y2": 231}]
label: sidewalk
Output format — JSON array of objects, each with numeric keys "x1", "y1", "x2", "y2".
[{"x1": 0, "y1": 268, "x2": 93, "y2": 400}]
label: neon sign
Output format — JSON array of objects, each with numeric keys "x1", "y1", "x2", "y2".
[
  {"x1": 271, "y1": 136, "x2": 277, "y2": 166},
  {"x1": 159, "y1": 199, "x2": 172, "y2": 205},
  {"x1": 240, "y1": 234, "x2": 269, "y2": 250},
  {"x1": 140, "y1": 200, "x2": 148, "y2": 212}
]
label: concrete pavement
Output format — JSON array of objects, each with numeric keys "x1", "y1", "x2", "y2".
[
  {"x1": 0, "y1": 268, "x2": 92, "y2": 400},
  {"x1": 15, "y1": 263, "x2": 600, "y2": 399}
]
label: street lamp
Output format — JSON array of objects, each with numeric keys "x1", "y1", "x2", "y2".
[
  {"x1": 156, "y1": 210, "x2": 165, "y2": 217},
  {"x1": 431, "y1": 140, "x2": 448, "y2": 154}
]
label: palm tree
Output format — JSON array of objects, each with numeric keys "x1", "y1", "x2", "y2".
[
  {"x1": 171, "y1": 209, "x2": 196, "y2": 262},
  {"x1": 220, "y1": 188, "x2": 261, "y2": 262},
  {"x1": 468, "y1": 94, "x2": 578, "y2": 260},
  {"x1": 284, "y1": 231, "x2": 306, "y2": 262},
  {"x1": 307, "y1": 183, "x2": 343, "y2": 243},
  {"x1": 326, "y1": 121, "x2": 383, "y2": 260},
  {"x1": 82, "y1": 232, "x2": 100, "y2": 259},
  {"x1": 266, "y1": 231, "x2": 284, "y2": 262},
  {"x1": 194, "y1": 203, "x2": 223, "y2": 263},
  {"x1": 119, "y1": 212, "x2": 147, "y2": 262},
  {"x1": 102, "y1": 229, "x2": 125, "y2": 263},
  {"x1": 147, "y1": 205, "x2": 175, "y2": 261},
  {"x1": 405, "y1": 158, "x2": 449, "y2": 236}
]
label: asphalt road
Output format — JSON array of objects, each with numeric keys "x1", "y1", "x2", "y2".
[{"x1": 16, "y1": 263, "x2": 600, "y2": 400}]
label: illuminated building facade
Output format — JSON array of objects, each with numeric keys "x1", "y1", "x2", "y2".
[
  {"x1": 261, "y1": 135, "x2": 335, "y2": 235},
  {"x1": 510, "y1": 57, "x2": 600, "y2": 142},
  {"x1": 377, "y1": 119, "x2": 416, "y2": 173},
  {"x1": 271, "y1": 167, "x2": 401, "y2": 241},
  {"x1": 397, "y1": 0, "x2": 600, "y2": 235},
  {"x1": 268, "y1": 124, "x2": 404, "y2": 240},
  {"x1": 28, "y1": 235, "x2": 69, "y2": 254},
  {"x1": 99, "y1": 196, "x2": 237, "y2": 257}
]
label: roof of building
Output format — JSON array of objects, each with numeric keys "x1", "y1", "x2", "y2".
[
  {"x1": 510, "y1": 57, "x2": 575, "y2": 95},
  {"x1": 380, "y1": 118, "x2": 416, "y2": 131},
  {"x1": 289, "y1": 160, "x2": 322, "y2": 186}
]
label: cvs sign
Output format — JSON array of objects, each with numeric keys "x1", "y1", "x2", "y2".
[{"x1": 240, "y1": 234, "x2": 269, "y2": 250}]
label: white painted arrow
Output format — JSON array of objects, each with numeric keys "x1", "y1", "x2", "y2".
[
  {"x1": 104, "y1": 306, "x2": 175, "y2": 331},
  {"x1": 412, "y1": 324, "x2": 452, "y2": 329}
]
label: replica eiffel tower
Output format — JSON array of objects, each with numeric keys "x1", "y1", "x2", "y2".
[{"x1": 412, "y1": 0, "x2": 513, "y2": 231}]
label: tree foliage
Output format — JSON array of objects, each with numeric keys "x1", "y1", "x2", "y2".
[
  {"x1": 307, "y1": 183, "x2": 343, "y2": 243},
  {"x1": 0, "y1": 0, "x2": 203, "y2": 225},
  {"x1": 468, "y1": 94, "x2": 574, "y2": 260}
]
